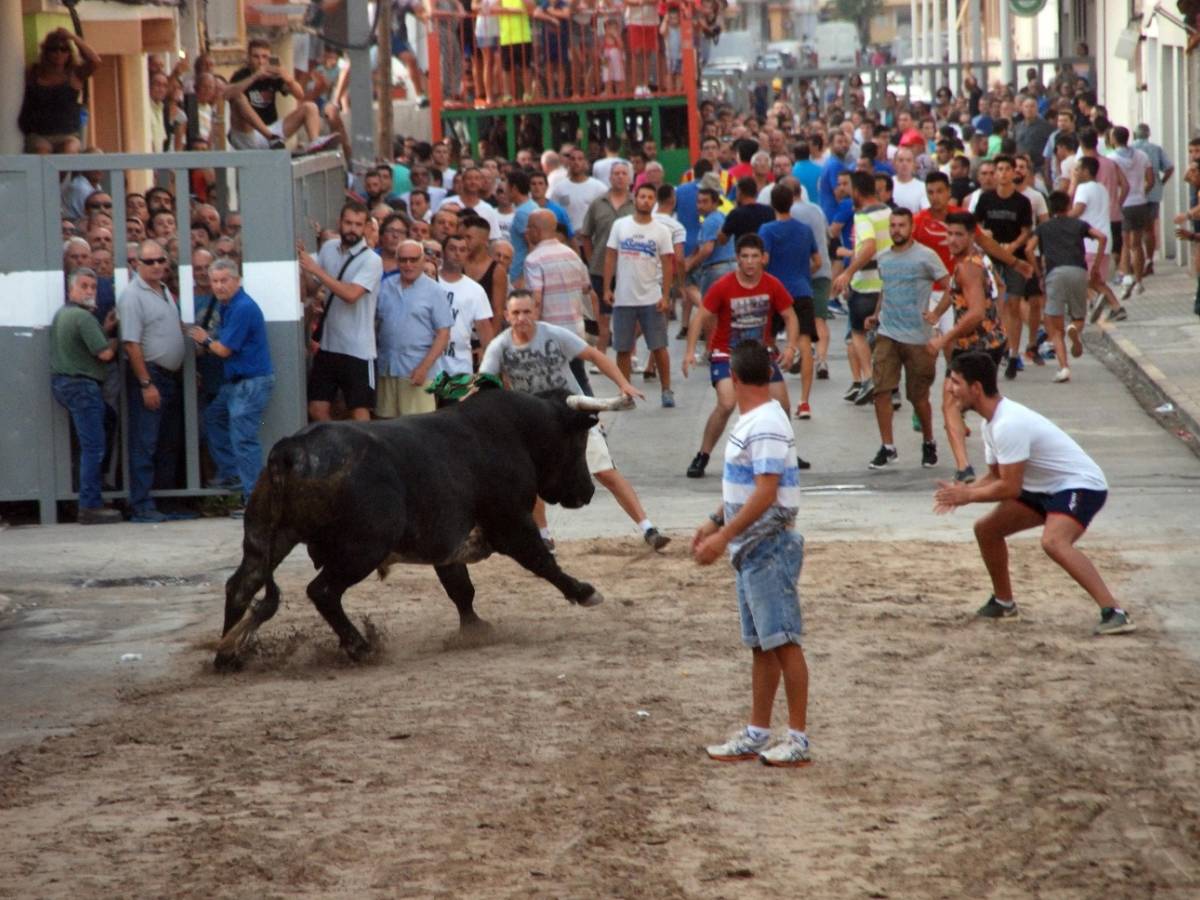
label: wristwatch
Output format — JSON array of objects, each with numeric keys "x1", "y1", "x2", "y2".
[
  {"x1": 708, "y1": 512, "x2": 725, "y2": 527},
  {"x1": 202, "y1": 337, "x2": 213, "y2": 348},
  {"x1": 139, "y1": 378, "x2": 151, "y2": 388}
]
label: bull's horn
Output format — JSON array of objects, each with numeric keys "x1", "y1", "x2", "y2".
[{"x1": 565, "y1": 395, "x2": 635, "y2": 412}]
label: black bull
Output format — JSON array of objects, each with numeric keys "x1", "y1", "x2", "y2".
[{"x1": 214, "y1": 388, "x2": 614, "y2": 670}]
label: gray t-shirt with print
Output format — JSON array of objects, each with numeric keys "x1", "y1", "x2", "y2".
[{"x1": 479, "y1": 322, "x2": 587, "y2": 395}]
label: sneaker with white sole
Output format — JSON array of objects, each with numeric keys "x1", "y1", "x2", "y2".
[
  {"x1": 853, "y1": 379, "x2": 875, "y2": 405},
  {"x1": 1053, "y1": 367, "x2": 1071, "y2": 383},
  {"x1": 661, "y1": 389, "x2": 675, "y2": 408},
  {"x1": 643, "y1": 527, "x2": 670, "y2": 550},
  {"x1": 1094, "y1": 607, "x2": 1136, "y2": 635},
  {"x1": 706, "y1": 729, "x2": 770, "y2": 762},
  {"x1": 759, "y1": 738, "x2": 812, "y2": 767},
  {"x1": 1120, "y1": 275, "x2": 1135, "y2": 300},
  {"x1": 976, "y1": 594, "x2": 1019, "y2": 620},
  {"x1": 816, "y1": 361, "x2": 829, "y2": 380},
  {"x1": 843, "y1": 381, "x2": 862, "y2": 401},
  {"x1": 921, "y1": 441, "x2": 938, "y2": 468},
  {"x1": 868, "y1": 444, "x2": 898, "y2": 469}
]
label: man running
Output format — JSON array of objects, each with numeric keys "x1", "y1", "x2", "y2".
[
  {"x1": 683, "y1": 234, "x2": 801, "y2": 478},
  {"x1": 479, "y1": 290, "x2": 670, "y2": 550},
  {"x1": 926, "y1": 212, "x2": 1007, "y2": 484},
  {"x1": 933, "y1": 351, "x2": 1135, "y2": 636}
]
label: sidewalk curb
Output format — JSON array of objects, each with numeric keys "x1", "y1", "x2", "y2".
[{"x1": 1092, "y1": 319, "x2": 1200, "y2": 450}]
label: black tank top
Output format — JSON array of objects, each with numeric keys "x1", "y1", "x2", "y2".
[
  {"x1": 476, "y1": 259, "x2": 497, "y2": 300},
  {"x1": 18, "y1": 74, "x2": 81, "y2": 136}
]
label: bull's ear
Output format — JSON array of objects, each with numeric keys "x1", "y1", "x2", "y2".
[{"x1": 571, "y1": 410, "x2": 600, "y2": 430}]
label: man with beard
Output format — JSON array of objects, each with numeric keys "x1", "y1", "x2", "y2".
[{"x1": 299, "y1": 201, "x2": 384, "y2": 421}]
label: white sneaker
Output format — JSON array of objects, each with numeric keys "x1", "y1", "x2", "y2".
[
  {"x1": 1053, "y1": 367, "x2": 1071, "y2": 383},
  {"x1": 759, "y1": 737, "x2": 812, "y2": 767},
  {"x1": 1135, "y1": 281, "x2": 1145, "y2": 295},
  {"x1": 1066, "y1": 323, "x2": 1083, "y2": 358},
  {"x1": 1120, "y1": 275, "x2": 1135, "y2": 301},
  {"x1": 705, "y1": 728, "x2": 769, "y2": 762}
]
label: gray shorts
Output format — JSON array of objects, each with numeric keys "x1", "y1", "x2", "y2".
[
  {"x1": 996, "y1": 261, "x2": 1030, "y2": 299},
  {"x1": 1044, "y1": 266, "x2": 1089, "y2": 320},
  {"x1": 735, "y1": 531, "x2": 805, "y2": 650},
  {"x1": 611, "y1": 303, "x2": 669, "y2": 353},
  {"x1": 1122, "y1": 203, "x2": 1153, "y2": 232}
]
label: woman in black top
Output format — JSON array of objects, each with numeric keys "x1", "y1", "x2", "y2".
[{"x1": 18, "y1": 28, "x2": 100, "y2": 154}]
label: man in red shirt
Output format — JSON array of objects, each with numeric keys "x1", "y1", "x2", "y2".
[{"x1": 682, "y1": 233, "x2": 802, "y2": 478}]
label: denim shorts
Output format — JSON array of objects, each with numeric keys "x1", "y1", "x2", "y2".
[{"x1": 734, "y1": 531, "x2": 805, "y2": 650}]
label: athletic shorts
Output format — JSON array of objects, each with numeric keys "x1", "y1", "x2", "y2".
[
  {"x1": 995, "y1": 261, "x2": 1029, "y2": 299},
  {"x1": 1044, "y1": 266, "x2": 1089, "y2": 320},
  {"x1": 1122, "y1": 203, "x2": 1153, "y2": 232},
  {"x1": 227, "y1": 120, "x2": 285, "y2": 151},
  {"x1": 811, "y1": 277, "x2": 831, "y2": 319},
  {"x1": 627, "y1": 24, "x2": 658, "y2": 52},
  {"x1": 848, "y1": 289, "x2": 878, "y2": 333},
  {"x1": 710, "y1": 356, "x2": 784, "y2": 386},
  {"x1": 308, "y1": 349, "x2": 376, "y2": 411},
  {"x1": 1111, "y1": 220, "x2": 1123, "y2": 256},
  {"x1": 611, "y1": 304, "x2": 668, "y2": 352},
  {"x1": 1016, "y1": 487, "x2": 1107, "y2": 530},
  {"x1": 586, "y1": 424, "x2": 614, "y2": 474},
  {"x1": 501, "y1": 42, "x2": 533, "y2": 71},
  {"x1": 734, "y1": 530, "x2": 805, "y2": 651},
  {"x1": 871, "y1": 334, "x2": 936, "y2": 400},
  {"x1": 792, "y1": 296, "x2": 818, "y2": 341}
]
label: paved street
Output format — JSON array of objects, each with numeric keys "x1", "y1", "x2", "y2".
[{"x1": 2, "y1": 296, "x2": 1199, "y2": 752}]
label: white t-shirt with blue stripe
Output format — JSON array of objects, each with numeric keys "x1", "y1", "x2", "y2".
[{"x1": 722, "y1": 399, "x2": 800, "y2": 565}]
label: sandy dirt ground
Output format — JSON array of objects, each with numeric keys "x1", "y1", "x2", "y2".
[{"x1": 1, "y1": 537, "x2": 1198, "y2": 899}]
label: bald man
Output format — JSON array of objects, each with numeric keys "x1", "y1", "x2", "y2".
[
  {"x1": 524, "y1": 208, "x2": 595, "y2": 394},
  {"x1": 119, "y1": 239, "x2": 193, "y2": 522}
]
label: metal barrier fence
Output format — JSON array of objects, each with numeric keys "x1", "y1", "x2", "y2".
[
  {"x1": 707, "y1": 57, "x2": 1097, "y2": 116},
  {"x1": 0, "y1": 150, "x2": 345, "y2": 524}
]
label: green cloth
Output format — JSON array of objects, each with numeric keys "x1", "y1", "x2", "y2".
[
  {"x1": 425, "y1": 371, "x2": 503, "y2": 400},
  {"x1": 49, "y1": 304, "x2": 110, "y2": 381}
]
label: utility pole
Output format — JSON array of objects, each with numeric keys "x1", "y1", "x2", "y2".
[
  {"x1": 345, "y1": 0, "x2": 376, "y2": 173},
  {"x1": 968, "y1": 0, "x2": 982, "y2": 85},
  {"x1": 999, "y1": 0, "x2": 1013, "y2": 89},
  {"x1": 377, "y1": 0, "x2": 393, "y2": 160}
]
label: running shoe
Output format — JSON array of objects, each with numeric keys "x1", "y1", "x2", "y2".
[
  {"x1": 1004, "y1": 354, "x2": 1020, "y2": 380},
  {"x1": 954, "y1": 465, "x2": 976, "y2": 484},
  {"x1": 759, "y1": 737, "x2": 812, "y2": 768},
  {"x1": 661, "y1": 389, "x2": 675, "y2": 408},
  {"x1": 675, "y1": 327, "x2": 688, "y2": 340},
  {"x1": 644, "y1": 368, "x2": 657, "y2": 380},
  {"x1": 921, "y1": 441, "x2": 938, "y2": 468},
  {"x1": 816, "y1": 361, "x2": 829, "y2": 380},
  {"x1": 891, "y1": 389, "x2": 902, "y2": 410},
  {"x1": 843, "y1": 381, "x2": 862, "y2": 401},
  {"x1": 1025, "y1": 347, "x2": 1045, "y2": 367},
  {"x1": 706, "y1": 729, "x2": 769, "y2": 762},
  {"x1": 1135, "y1": 281, "x2": 1145, "y2": 295},
  {"x1": 853, "y1": 379, "x2": 875, "y2": 405},
  {"x1": 643, "y1": 528, "x2": 671, "y2": 550},
  {"x1": 796, "y1": 456, "x2": 811, "y2": 470},
  {"x1": 976, "y1": 595, "x2": 1019, "y2": 620},
  {"x1": 828, "y1": 297, "x2": 846, "y2": 315},
  {"x1": 796, "y1": 401, "x2": 812, "y2": 419},
  {"x1": 1120, "y1": 275, "x2": 1135, "y2": 300},
  {"x1": 686, "y1": 452, "x2": 709, "y2": 478},
  {"x1": 788, "y1": 357, "x2": 802, "y2": 375},
  {"x1": 1109, "y1": 307, "x2": 1128, "y2": 322},
  {"x1": 1094, "y1": 608, "x2": 1137, "y2": 636},
  {"x1": 1053, "y1": 367, "x2": 1071, "y2": 383},
  {"x1": 1066, "y1": 323, "x2": 1083, "y2": 358},
  {"x1": 868, "y1": 445, "x2": 898, "y2": 469}
]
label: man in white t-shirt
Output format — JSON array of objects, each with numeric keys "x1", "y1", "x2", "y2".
[
  {"x1": 551, "y1": 148, "x2": 608, "y2": 232},
  {"x1": 1068, "y1": 156, "x2": 1125, "y2": 321},
  {"x1": 934, "y1": 351, "x2": 1135, "y2": 636},
  {"x1": 436, "y1": 168, "x2": 501, "y2": 239},
  {"x1": 890, "y1": 147, "x2": 930, "y2": 214},
  {"x1": 1110, "y1": 125, "x2": 1156, "y2": 298},
  {"x1": 437, "y1": 234, "x2": 495, "y2": 378},
  {"x1": 603, "y1": 182, "x2": 676, "y2": 406}
]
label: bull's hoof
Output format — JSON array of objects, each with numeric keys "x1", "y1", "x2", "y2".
[
  {"x1": 213, "y1": 652, "x2": 244, "y2": 673},
  {"x1": 577, "y1": 589, "x2": 604, "y2": 608},
  {"x1": 443, "y1": 619, "x2": 496, "y2": 651},
  {"x1": 343, "y1": 638, "x2": 373, "y2": 663}
]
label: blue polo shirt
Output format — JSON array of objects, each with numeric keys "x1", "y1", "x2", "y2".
[
  {"x1": 699, "y1": 210, "x2": 735, "y2": 265},
  {"x1": 758, "y1": 218, "x2": 817, "y2": 299},
  {"x1": 540, "y1": 198, "x2": 574, "y2": 238},
  {"x1": 509, "y1": 198, "x2": 539, "y2": 280},
  {"x1": 791, "y1": 159, "x2": 822, "y2": 209},
  {"x1": 375, "y1": 273, "x2": 454, "y2": 378},
  {"x1": 819, "y1": 153, "x2": 853, "y2": 222},
  {"x1": 832, "y1": 198, "x2": 855, "y2": 250},
  {"x1": 218, "y1": 288, "x2": 273, "y2": 380},
  {"x1": 674, "y1": 180, "x2": 701, "y2": 256}
]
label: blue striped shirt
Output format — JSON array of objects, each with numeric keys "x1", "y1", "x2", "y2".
[{"x1": 722, "y1": 400, "x2": 800, "y2": 566}]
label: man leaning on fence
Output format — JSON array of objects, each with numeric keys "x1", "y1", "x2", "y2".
[
  {"x1": 50, "y1": 267, "x2": 122, "y2": 525},
  {"x1": 187, "y1": 259, "x2": 275, "y2": 518},
  {"x1": 120, "y1": 239, "x2": 195, "y2": 524}
]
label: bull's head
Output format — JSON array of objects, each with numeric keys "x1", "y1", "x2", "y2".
[{"x1": 536, "y1": 393, "x2": 633, "y2": 509}]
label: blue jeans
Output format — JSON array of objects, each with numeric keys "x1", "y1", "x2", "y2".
[
  {"x1": 51, "y1": 375, "x2": 106, "y2": 509},
  {"x1": 734, "y1": 531, "x2": 806, "y2": 651},
  {"x1": 127, "y1": 367, "x2": 181, "y2": 514},
  {"x1": 205, "y1": 374, "x2": 275, "y2": 498}
]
